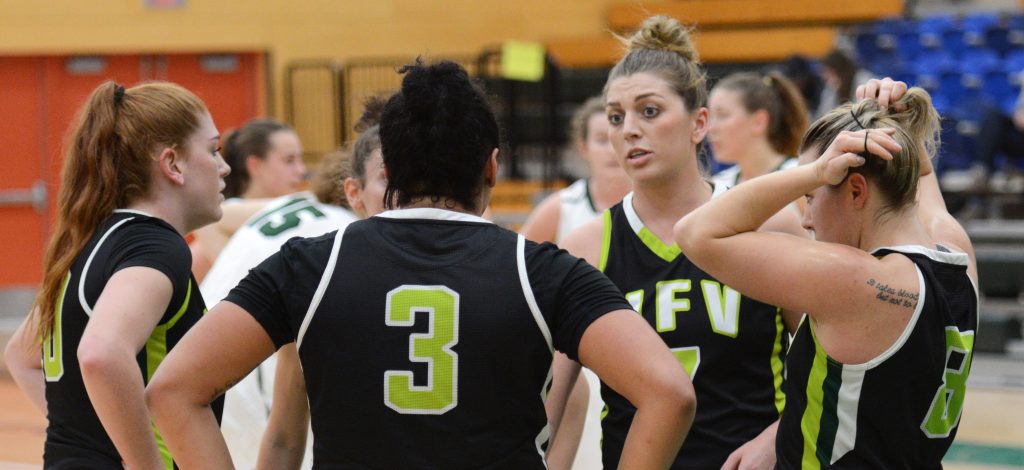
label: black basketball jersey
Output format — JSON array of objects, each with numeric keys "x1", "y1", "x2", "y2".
[
  {"x1": 599, "y1": 193, "x2": 787, "y2": 470},
  {"x1": 41, "y1": 210, "x2": 221, "y2": 470},
  {"x1": 777, "y1": 245, "x2": 978, "y2": 469},
  {"x1": 227, "y1": 208, "x2": 632, "y2": 469}
]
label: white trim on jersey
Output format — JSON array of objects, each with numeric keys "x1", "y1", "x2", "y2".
[
  {"x1": 516, "y1": 235, "x2": 553, "y2": 353},
  {"x1": 621, "y1": 193, "x2": 644, "y2": 235},
  {"x1": 622, "y1": 184, "x2": 729, "y2": 236},
  {"x1": 113, "y1": 208, "x2": 156, "y2": 217},
  {"x1": 871, "y1": 244, "x2": 970, "y2": 267},
  {"x1": 78, "y1": 216, "x2": 136, "y2": 316},
  {"x1": 296, "y1": 226, "x2": 346, "y2": 351},
  {"x1": 376, "y1": 208, "x2": 493, "y2": 224},
  {"x1": 831, "y1": 367, "x2": 866, "y2": 464}
]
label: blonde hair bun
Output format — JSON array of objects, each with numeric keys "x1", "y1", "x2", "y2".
[{"x1": 624, "y1": 15, "x2": 700, "y2": 64}]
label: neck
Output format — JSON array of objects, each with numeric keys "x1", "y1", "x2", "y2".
[
  {"x1": 631, "y1": 171, "x2": 712, "y2": 243},
  {"x1": 858, "y1": 205, "x2": 932, "y2": 252},
  {"x1": 401, "y1": 196, "x2": 483, "y2": 216},
  {"x1": 737, "y1": 142, "x2": 785, "y2": 183},
  {"x1": 242, "y1": 187, "x2": 270, "y2": 199},
  {"x1": 125, "y1": 199, "x2": 188, "y2": 235}
]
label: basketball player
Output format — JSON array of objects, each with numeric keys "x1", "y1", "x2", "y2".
[
  {"x1": 204, "y1": 150, "x2": 358, "y2": 470},
  {"x1": 553, "y1": 15, "x2": 808, "y2": 470},
  {"x1": 146, "y1": 60, "x2": 696, "y2": 469},
  {"x1": 4, "y1": 81, "x2": 228, "y2": 469},
  {"x1": 675, "y1": 79, "x2": 978, "y2": 469}
]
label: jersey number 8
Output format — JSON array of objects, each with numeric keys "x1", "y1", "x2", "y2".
[{"x1": 384, "y1": 285, "x2": 460, "y2": 415}]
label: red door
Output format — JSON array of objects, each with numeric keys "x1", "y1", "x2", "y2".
[{"x1": 0, "y1": 52, "x2": 266, "y2": 290}]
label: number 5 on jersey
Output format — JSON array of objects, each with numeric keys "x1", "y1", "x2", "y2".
[{"x1": 384, "y1": 285, "x2": 460, "y2": 415}]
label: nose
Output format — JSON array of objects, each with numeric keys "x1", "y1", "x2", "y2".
[
  {"x1": 800, "y1": 209, "x2": 813, "y2": 232},
  {"x1": 622, "y1": 111, "x2": 641, "y2": 142},
  {"x1": 218, "y1": 154, "x2": 231, "y2": 177}
]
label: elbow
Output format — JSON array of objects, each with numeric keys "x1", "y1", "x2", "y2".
[
  {"x1": 76, "y1": 338, "x2": 121, "y2": 382},
  {"x1": 144, "y1": 371, "x2": 177, "y2": 424},
  {"x1": 673, "y1": 213, "x2": 710, "y2": 256},
  {"x1": 646, "y1": 370, "x2": 697, "y2": 429}
]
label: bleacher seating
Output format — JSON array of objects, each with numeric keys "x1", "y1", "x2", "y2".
[{"x1": 856, "y1": 12, "x2": 1024, "y2": 173}]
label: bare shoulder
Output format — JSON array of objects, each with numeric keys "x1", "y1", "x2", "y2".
[
  {"x1": 559, "y1": 213, "x2": 605, "y2": 267},
  {"x1": 519, "y1": 192, "x2": 562, "y2": 244}
]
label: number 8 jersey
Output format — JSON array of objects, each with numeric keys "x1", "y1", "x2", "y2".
[
  {"x1": 226, "y1": 208, "x2": 632, "y2": 469},
  {"x1": 777, "y1": 246, "x2": 978, "y2": 469},
  {"x1": 598, "y1": 192, "x2": 788, "y2": 470}
]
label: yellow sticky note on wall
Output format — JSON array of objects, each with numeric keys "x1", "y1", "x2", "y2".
[{"x1": 501, "y1": 41, "x2": 546, "y2": 82}]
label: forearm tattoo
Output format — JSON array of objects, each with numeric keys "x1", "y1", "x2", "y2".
[{"x1": 867, "y1": 279, "x2": 919, "y2": 309}]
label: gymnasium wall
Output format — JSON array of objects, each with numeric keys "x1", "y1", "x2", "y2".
[{"x1": 0, "y1": 0, "x2": 613, "y2": 117}]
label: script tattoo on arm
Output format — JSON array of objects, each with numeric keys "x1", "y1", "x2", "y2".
[
  {"x1": 866, "y1": 279, "x2": 919, "y2": 309},
  {"x1": 208, "y1": 376, "x2": 242, "y2": 404}
]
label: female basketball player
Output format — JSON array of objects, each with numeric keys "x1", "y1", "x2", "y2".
[
  {"x1": 4, "y1": 81, "x2": 229, "y2": 469},
  {"x1": 551, "y1": 15, "x2": 808, "y2": 470},
  {"x1": 675, "y1": 79, "x2": 977, "y2": 469},
  {"x1": 520, "y1": 95, "x2": 631, "y2": 470},
  {"x1": 147, "y1": 60, "x2": 695, "y2": 469},
  {"x1": 708, "y1": 72, "x2": 809, "y2": 212},
  {"x1": 520, "y1": 95, "x2": 631, "y2": 244},
  {"x1": 255, "y1": 103, "x2": 389, "y2": 470},
  {"x1": 191, "y1": 119, "x2": 306, "y2": 280}
]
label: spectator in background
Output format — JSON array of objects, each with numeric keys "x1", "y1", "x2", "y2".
[
  {"x1": 771, "y1": 55, "x2": 824, "y2": 117},
  {"x1": 708, "y1": 72, "x2": 810, "y2": 213},
  {"x1": 816, "y1": 49, "x2": 875, "y2": 118},
  {"x1": 976, "y1": 87, "x2": 1024, "y2": 183}
]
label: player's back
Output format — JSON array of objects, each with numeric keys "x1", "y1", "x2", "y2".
[{"x1": 300, "y1": 210, "x2": 552, "y2": 468}]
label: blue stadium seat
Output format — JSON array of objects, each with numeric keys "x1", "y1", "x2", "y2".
[
  {"x1": 1008, "y1": 14, "x2": 1024, "y2": 47},
  {"x1": 963, "y1": 12, "x2": 1000, "y2": 47}
]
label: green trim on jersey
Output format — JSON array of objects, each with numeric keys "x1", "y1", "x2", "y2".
[
  {"x1": 800, "y1": 324, "x2": 844, "y2": 469},
  {"x1": 145, "y1": 279, "x2": 194, "y2": 470},
  {"x1": 637, "y1": 226, "x2": 681, "y2": 263},
  {"x1": 43, "y1": 273, "x2": 72, "y2": 381},
  {"x1": 599, "y1": 210, "x2": 612, "y2": 272},
  {"x1": 771, "y1": 308, "x2": 786, "y2": 414}
]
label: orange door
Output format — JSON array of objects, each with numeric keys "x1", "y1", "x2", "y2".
[
  {"x1": 0, "y1": 52, "x2": 266, "y2": 289},
  {"x1": 0, "y1": 57, "x2": 48, "y2": 286}
]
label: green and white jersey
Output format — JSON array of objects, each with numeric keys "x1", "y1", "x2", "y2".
[
  {"x1": 201, "y1": 192, "x2": 357, "y2": 470},
  {"x1": 598, "y1": 192, "x2": 787, "y2": 470},
  {"x1": 226, "y1": 208, "x2": 632, "y2": 469},
  {"x1": 42, "y1": 210, "x2": 220, "y2": 470},
  {"x1": 777, "y1": 246, "x2": 978, "y2": 469}
]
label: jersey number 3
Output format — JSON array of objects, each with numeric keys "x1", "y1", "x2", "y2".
[{"x1": 384, "y1": 285, "x2": 460, "y2": 415}]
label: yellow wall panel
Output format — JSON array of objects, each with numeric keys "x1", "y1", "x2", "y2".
[{"x1": 0, "y1": 0, "x2": 613, "y2": 116}]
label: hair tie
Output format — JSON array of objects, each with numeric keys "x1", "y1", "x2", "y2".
[
  {"x1": 113, "y1": 84, "x2": 126, "y2": 107},
  {"x1": 762, "y1": 75, "x2": 773, "y2": 87},
  {"x1": 850, "y1": 109, "x2": 866, "y2": 130}
]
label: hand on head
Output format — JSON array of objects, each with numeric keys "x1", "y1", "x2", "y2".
[
  {"x1": 856, "y1": 77, "x2": 908, "y2": 111},
  {"x1": 814, "y1": 128, "x2": 901, "y2": 185}
]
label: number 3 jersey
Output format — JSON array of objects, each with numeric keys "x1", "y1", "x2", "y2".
[
  {"x1": 42, "y1": 210, "x2": 220, "y2": 469},
  {"x1": 599, "y1": 193, "x2": 787, "y2": 470},
  {"x1": 226, "y1": 208, "x2": 632, "y2": 469},
  {"x1": 777, "y1": 246, "x2": 978, "y2": 469}
]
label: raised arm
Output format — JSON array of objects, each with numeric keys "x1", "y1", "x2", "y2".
[
  {"x1": 77, "y1": 267, "x2": 176, "y2": 470},
  {"x1": 857, "y1": 78, "x2": 977, "y2": 280},
  {"x1": 146, "y1": 301, "x2": 277, "y2": 469},
  {"x1": 674, "y1": 129, "x2": 902, "y2": 318}
]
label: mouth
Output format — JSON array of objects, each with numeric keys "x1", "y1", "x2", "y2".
[{"x1": 626, "y1": 148, "x2": 653, "y2": 165}]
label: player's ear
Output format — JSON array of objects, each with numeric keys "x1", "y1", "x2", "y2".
[{"x1": 484, "y1": 148, "x2": 498, "y2": 188}]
